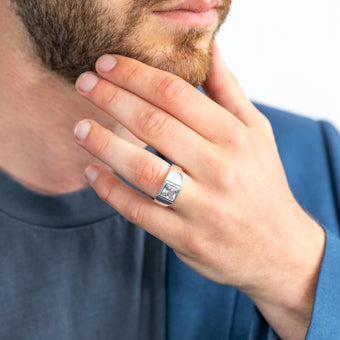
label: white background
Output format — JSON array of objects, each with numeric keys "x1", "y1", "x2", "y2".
[{"x1": 216, "y1": 0, "x2": 340, "y2": 129}]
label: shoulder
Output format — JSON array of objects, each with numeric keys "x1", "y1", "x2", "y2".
[
  {"x1": 253, "y1": 101, "x2": 339, "y2": 163},
  {"x1": 252, "y1": 100, "x2": 338, "y2": 177},
  {"x1": 253, "y1": 101, "x2": 325, "y2": 145}
]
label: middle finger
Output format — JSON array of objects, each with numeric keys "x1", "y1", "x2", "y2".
[{"x1": 75, "y1": 72, "x2": 210, "y2": 175}]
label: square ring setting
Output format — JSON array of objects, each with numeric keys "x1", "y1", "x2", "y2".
[
  {"x1": 155, "y1": 165, "x2": 184, "y2": 206},
  {"x1": 157, "y1": 181, "x2": 182, "y2": 205}
]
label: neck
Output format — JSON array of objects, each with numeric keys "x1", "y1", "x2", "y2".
[{"x1": 0, "y1": 37, "x2": 144, "y2": 195}]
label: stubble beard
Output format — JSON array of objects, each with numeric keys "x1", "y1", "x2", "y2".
[{"x1": 10, "y1": 0, "x2": 231, "y2": 87}]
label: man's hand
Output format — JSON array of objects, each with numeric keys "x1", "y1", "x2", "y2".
[{"x1": 73, "y1": 41, "x2": 325, "y2": 339}]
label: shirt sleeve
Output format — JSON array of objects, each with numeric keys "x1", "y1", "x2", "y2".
[{"x1": 305, "y1": 121, "x2": 340, "y2": 339}]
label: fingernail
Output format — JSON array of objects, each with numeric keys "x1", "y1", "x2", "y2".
[
  {"x1": 85, "y1": 166, "x2": 98, "y2": 183},
  {"x1": 97, "y1": 55, "x2": 117, "y2": 73},
  {"x1": 74, "y1": 121, "x2": 91, "y2": 140},
  {"x1": 76, "y1": 73, "x2": 99, "y2": 92}
]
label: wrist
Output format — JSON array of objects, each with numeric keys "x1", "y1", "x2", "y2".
[{"x1": 244, "y1": 208, "x2": 326, "y2": 339}]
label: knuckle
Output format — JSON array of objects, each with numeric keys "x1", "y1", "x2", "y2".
[
  {"x1": 215, "y1": 161, "x2": 229, "y2": 181},
  {"x1": 138, "y1": 108, "x2": 169, "y2": 138},
  {"x1": 202, "y1": 148, "x2": 230, "y2": 183},
  {"x1": 204, "y1": 149, "x2": 223, "y2": 170},
  {"x1": 134, "y1": 156, "x2": 162, "y2": 187},
  {"x1": 160, "y1": 76, "x2": 186, "y2": 102},
  {"x1": 123, "y1": 63, "x2": 140, "y2": 83},
  {"x1": 213, "y1": 163, "x2": 235, "y2": 190},
  {"x1": 99, "y1": 178, "x2": 116, "y2": 205},
  {"x1": 99, "y1": 84, "x2": 120, "y2": 106},
  {"x1": 93, "y1": 133, "x2": 112, "y2": 158},
  {"x1": 205, "y1": 153, "x2": 235, "y2": 188},
  {"x1": 184, "y1": 233, "x2": 205, "y2": 258},
  {"x1": 222, "y1": 170, "x2": 236, "y2": 188},
  {"x1": 125, "y1": 199, "x2": 145, "y2": 226},
  {"x1": 233, "y1": 127, "x2": 250, "y2": 149}
]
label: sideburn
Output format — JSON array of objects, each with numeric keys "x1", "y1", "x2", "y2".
[{"x1": 10, "y1": 0, "x2": 126, "y2": 83}]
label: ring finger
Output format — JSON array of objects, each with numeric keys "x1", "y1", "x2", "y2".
[{"x1": 73, "y1": 119, "x2": 197, "y2": 211}]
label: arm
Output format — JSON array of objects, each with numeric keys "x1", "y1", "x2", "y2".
[
  {"x1": 72, "y1": 41, "x2": 334, "y2": 339},
  {"x1": 249, "y1": 120, "x2": 340, "y2": 339},
  {"x1": 204, "y1": 42, "x2": 327, "y2": 339},
  {"x1": 249, "y1": 214, "x2": 325, "y2": 340}
]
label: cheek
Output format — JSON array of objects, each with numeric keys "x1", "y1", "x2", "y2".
[
  {"x1": 129, "y1": 22, "x2": 174, "y2": 47},
  {"x1": 102, "y1": 0, "x2": 132, "y2": 7},
  {"x1": 100, "y1": 0, "x2": 133, "y2": 26}
]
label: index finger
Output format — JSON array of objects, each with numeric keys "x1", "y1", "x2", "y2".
[{"x1": 95, "y1": 55, "x2": 246, "y2": 143}]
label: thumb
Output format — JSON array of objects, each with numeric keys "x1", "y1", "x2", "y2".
[{"x1": 202, "y1": 40, "x2": 256, "y2": 124}]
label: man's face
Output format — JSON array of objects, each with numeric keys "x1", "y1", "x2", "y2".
[{"x1": 10, "y1": 0, "x2": 231, "y2": 87}]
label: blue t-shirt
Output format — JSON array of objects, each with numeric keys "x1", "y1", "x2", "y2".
[{"x1": 0, "y1": 168, "x2": 167, "y2": 340}]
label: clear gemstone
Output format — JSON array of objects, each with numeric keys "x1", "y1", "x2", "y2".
[{"x1": 161, "y1": 183, "x2": 179, "y2": 202}]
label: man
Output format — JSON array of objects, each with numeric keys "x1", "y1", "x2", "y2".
[{"x1": 0, "y1": 0, "x2": 339, "y2": 339}]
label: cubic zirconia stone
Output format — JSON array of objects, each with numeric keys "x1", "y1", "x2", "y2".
[{"x1": 161, "y1": 183, "x2": 179, "y2": 202}]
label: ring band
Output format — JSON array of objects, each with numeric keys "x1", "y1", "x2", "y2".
[{"x1": 154, "y1": 165, "x2": 184, "y2": 206}]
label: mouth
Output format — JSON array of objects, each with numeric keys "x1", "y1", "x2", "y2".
[{"x1": 152, "y1": 0, "x2": 220, "y2": 28}]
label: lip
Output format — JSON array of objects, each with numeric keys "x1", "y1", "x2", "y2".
[
  {"x1": 155, "y1": 0, "x2": 220, "y2": 13},
  {"x1": 152, "y1": 0, "x2": 220, "y2": 27},
  {"x1": 152, "y1": 9, "x2": 216, "y2": 28}
]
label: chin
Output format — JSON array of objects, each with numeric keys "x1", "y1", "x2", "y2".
[{"x1": 119, "y1": 31, "x2": 213, "y2": 87}]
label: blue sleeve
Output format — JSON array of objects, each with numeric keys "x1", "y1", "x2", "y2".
[
  {"x1": 306, "y1": 121, "x2": 340, "y2": 338},
  {"x1": 306, "y1": 231, "x2": 340, "y2": 338}
]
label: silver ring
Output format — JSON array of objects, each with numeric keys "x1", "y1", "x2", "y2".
[{"x1": 155, "y1": 165, "x2": 183, "y2": 206}]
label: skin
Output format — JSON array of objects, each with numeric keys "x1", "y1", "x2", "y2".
[
  {"x1": 0, "y1": 0, "x2": 326, "y2": 338},
  {"x1": 9, "y1": 0, "x2": 230, "y2": 86},
  {"x1": 73, "y1": 47, "x2": 326, "y2": 340}
]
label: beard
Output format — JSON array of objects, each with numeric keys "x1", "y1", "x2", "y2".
[{"x1": 10, "y1": 0, "x2": 231, "y2": 87}]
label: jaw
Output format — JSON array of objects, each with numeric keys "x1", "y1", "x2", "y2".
[{"x1": 118, "y1": 19, "x2": 216, "y2": 86}]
